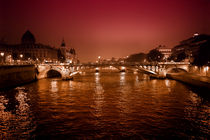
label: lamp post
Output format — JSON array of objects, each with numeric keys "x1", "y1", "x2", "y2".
[
  {"x1": 20, "y1": 54, "x2": 23, "y2": 64},
  {"x1": 0, "y1": 52, "x2": 5, "y2": 64},
  {"x1": 98, "y1": 56, "x2": 101, "y2": 64}
]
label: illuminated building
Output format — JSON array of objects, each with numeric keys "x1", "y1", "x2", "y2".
[
  {"x1": 0, "y1": 30, "x2": 79, "y2": 63},
  {"x1": 60, "y1": 39, "x2": 78, "y2": 64},
  {"x1": 156, "y1": 45, "x2": 172, "y2": 60}
]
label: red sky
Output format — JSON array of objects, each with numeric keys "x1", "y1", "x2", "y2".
[{"x1": 0, "y1": 0, "x2": 210, "y2": 62}]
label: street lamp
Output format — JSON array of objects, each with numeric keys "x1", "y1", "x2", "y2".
[
  {"x1": 0, "y1": 52, "x2": 4, "y2": 57},
  {"x1": 20, "y1": 54, "x2": 23, "y2": 58},
  {"x1": 98, "y1": 56, "x2": 101, "y2": 64},
  {"x1": 19, "y1": 54, "x2": 23, "y2": 64},
  {"x1": 0, "y1": 52, "x2": 5, "y2": 64}
]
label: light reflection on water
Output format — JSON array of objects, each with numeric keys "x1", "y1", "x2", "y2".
[
  {"x1": 0, "y1": 87, "x2": 35, "y2": 139},
  {"x1": 0, "y1": 72, "x2": 209, "y2": 139},
  {"x1": 50, "y1": 80, "x2": 58, "y2": 93}
]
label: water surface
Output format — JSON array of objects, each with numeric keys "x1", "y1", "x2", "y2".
[{"x1": 0, "y1": 73, "x2": 209, "y2": 139}]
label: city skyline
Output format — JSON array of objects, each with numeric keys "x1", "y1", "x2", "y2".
[{"x1": 1, "y1": 0, "x2": 210, "y2": 62}]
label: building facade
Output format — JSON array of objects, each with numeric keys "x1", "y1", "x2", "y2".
[
  {"x1": 171, "y1": 33, "x2": 210, "y2": 62},
  {"x1": 156, "y1": 45, "x2": 172, "y2": 60},
  {"x1": 59, "y1": 39, "x2": 78, "y2": 64},
  {"x1": 0, "y1": 30, "x2": 78, "y2": 64}
]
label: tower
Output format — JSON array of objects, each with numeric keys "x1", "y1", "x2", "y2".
[{"x1": 60, "y1": 38, "x2": 66, "y2": 58}]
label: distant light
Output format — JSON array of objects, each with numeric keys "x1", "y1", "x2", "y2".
[
  {"x1": 194, "y1": 33, "x2": 199, "y2": 36},
  {"x1": 98, "y1": 56, "x2": 101, "y2": 59},
  {"x1": 204, "y1": 66, "x2": 209, "y2": 72},
  {"x1": 121, "y1": 66, "x2": 125, "y2": 70},
  {"x1": 20, "y1": 54, "x2": 23, "y2": 58}
]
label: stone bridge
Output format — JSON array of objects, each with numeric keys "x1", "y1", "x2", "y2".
[
  {"x1": 36, "y1": 64, "x2": 77, "y2": 80},
  {"x1": 36, "y1": 62, "x2": 190, "y2": 79}
]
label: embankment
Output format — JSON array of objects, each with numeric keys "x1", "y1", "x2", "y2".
[
  {"x1": 167, "y1": 72, "x2": 210, "y2": 89},
  {"x1": 0, "y1": 65, "x2": 37, "y2": 90}
]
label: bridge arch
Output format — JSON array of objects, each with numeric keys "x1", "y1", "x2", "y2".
[
  {"x1": 37, "y1": 65, "x2": 71, "y2": 79},
  {"x1": 46, "y1": 69, "x2": 62, "y2": 78},
  {"x1": 43, "y1": 66, "x2": 63, "y2": 78}
]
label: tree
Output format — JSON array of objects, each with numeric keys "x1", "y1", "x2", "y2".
[
  {"x1": 168, "y1": 51, "x2": 187, "y2": 62},
  {"x1": 176, "y1": 52, "x2": 187, "y2": 62},
  {"x1": 192, "y1": 41, "x2": 210, "y2": 66},
  {"x1": 125, "y1": 53, "x2": 146, "y2": 63},
  {"x1": 146, "y1": 49, "x2": 163, "y2": 62}
]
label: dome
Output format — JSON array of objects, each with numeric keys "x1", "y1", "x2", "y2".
[{"x1": 21, "y1": 30, "x2": 36, "y2": 44}]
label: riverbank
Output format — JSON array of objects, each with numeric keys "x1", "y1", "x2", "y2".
[
  {"x1": 166, "y1": 72, "x2": 210, "y2": 90},
  {"x1": 0, "y1": 65, "x2": 37, "y2": 90}
]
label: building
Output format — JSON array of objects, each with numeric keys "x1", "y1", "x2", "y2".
[
  {"x1": 59, "y1": 39, "x2": 78, "y2": 64},
  {"x1": 156, "y1": 45, "x2": 172, "y2": 60},
  {"x1": 171, "y1": 33, "x2": 210, "y2": 62},
  {"x1": 0, "y1": 30, "x2": 58, "y2": 63},
  {"x1": 0, "y1": 30, "x2": 79, "y2": 64}
]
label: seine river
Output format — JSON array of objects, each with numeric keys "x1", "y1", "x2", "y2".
[{"x1": 0, "y1": 72, "x2": 209, "y2": 139}]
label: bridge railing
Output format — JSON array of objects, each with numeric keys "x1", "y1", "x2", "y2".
[{"x1": 158, "y1": 62, "x2": 190, "y2": 65}]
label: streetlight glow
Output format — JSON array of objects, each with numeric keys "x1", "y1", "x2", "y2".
[{"x1": 0, "y1": 52, "x2": 4, "y2": 57}]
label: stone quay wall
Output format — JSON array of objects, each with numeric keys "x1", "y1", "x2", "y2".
[{"x1": 0, "y1": 65, "x2": 37, "y2": 90}]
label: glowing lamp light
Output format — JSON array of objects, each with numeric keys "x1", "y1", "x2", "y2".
[
  {"x1": 121, "y1": 66, "x2": 125, "y2": 70},
  {"x1": 204, "y1": 66, "x2": 209, "y2": 72},
  {"x1": 0, "y1": 52, "x2": 4, "y2": 57},
  {"x1": 20, "y1": 54, "x2": 23, "y2": 58},
  {"x1": 194, "y1": 33, "x2": 199, "y2": 36},
  {"x1": 98, "y1": 56, "x2": 101, "y2": 59}
]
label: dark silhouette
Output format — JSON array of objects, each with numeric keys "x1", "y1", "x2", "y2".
[
  {"x1": 193, "y1": 40, "x2": 210, "y2": 66},
  {"x1": 169, "y1": 51, "x2": 187, "y2": 62},
  {"x1": 147, "y1": 49, "x2": 163, "y2": 62},
  {"x1": 12, "y1": 52, "x2": 18, "y2": 60},
  {"x1": 125, "y1": 53, "x2": 146, "y2": 63},
  {"x1": 21, "y1": 30, "x2": 36, "y2": 44},
  {"x1": 57, "y1": 49, "x2": 66, "y2": 62}
]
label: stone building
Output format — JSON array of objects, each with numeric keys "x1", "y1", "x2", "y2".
[
  {"x1": 171, "y1": 33, "x2": 210, "y2": 62},
  {"x1": 60, "y1": 39, "x2": 78, "y2": 64},
  {"x1": 0, "y1": 30, "x2": 79, "y2": 64},
  {"x1": 156, "y1": 45, "x2": 172, "y2": 60},
  {"x1": 0, "y1": 30, "x2": 58, "y2": 63}
]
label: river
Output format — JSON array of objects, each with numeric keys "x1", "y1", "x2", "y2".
[{"x1": 0, "y1": 72, "x2": 209, "y2": 139}]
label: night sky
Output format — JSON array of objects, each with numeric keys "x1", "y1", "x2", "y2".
[{"x1": 0, "y1": 0, "x2": 210, "y2": 62}]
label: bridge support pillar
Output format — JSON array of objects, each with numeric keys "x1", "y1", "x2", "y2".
[{"x1": 61, "y1": 69, "x2": 72, "y2": 80}]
